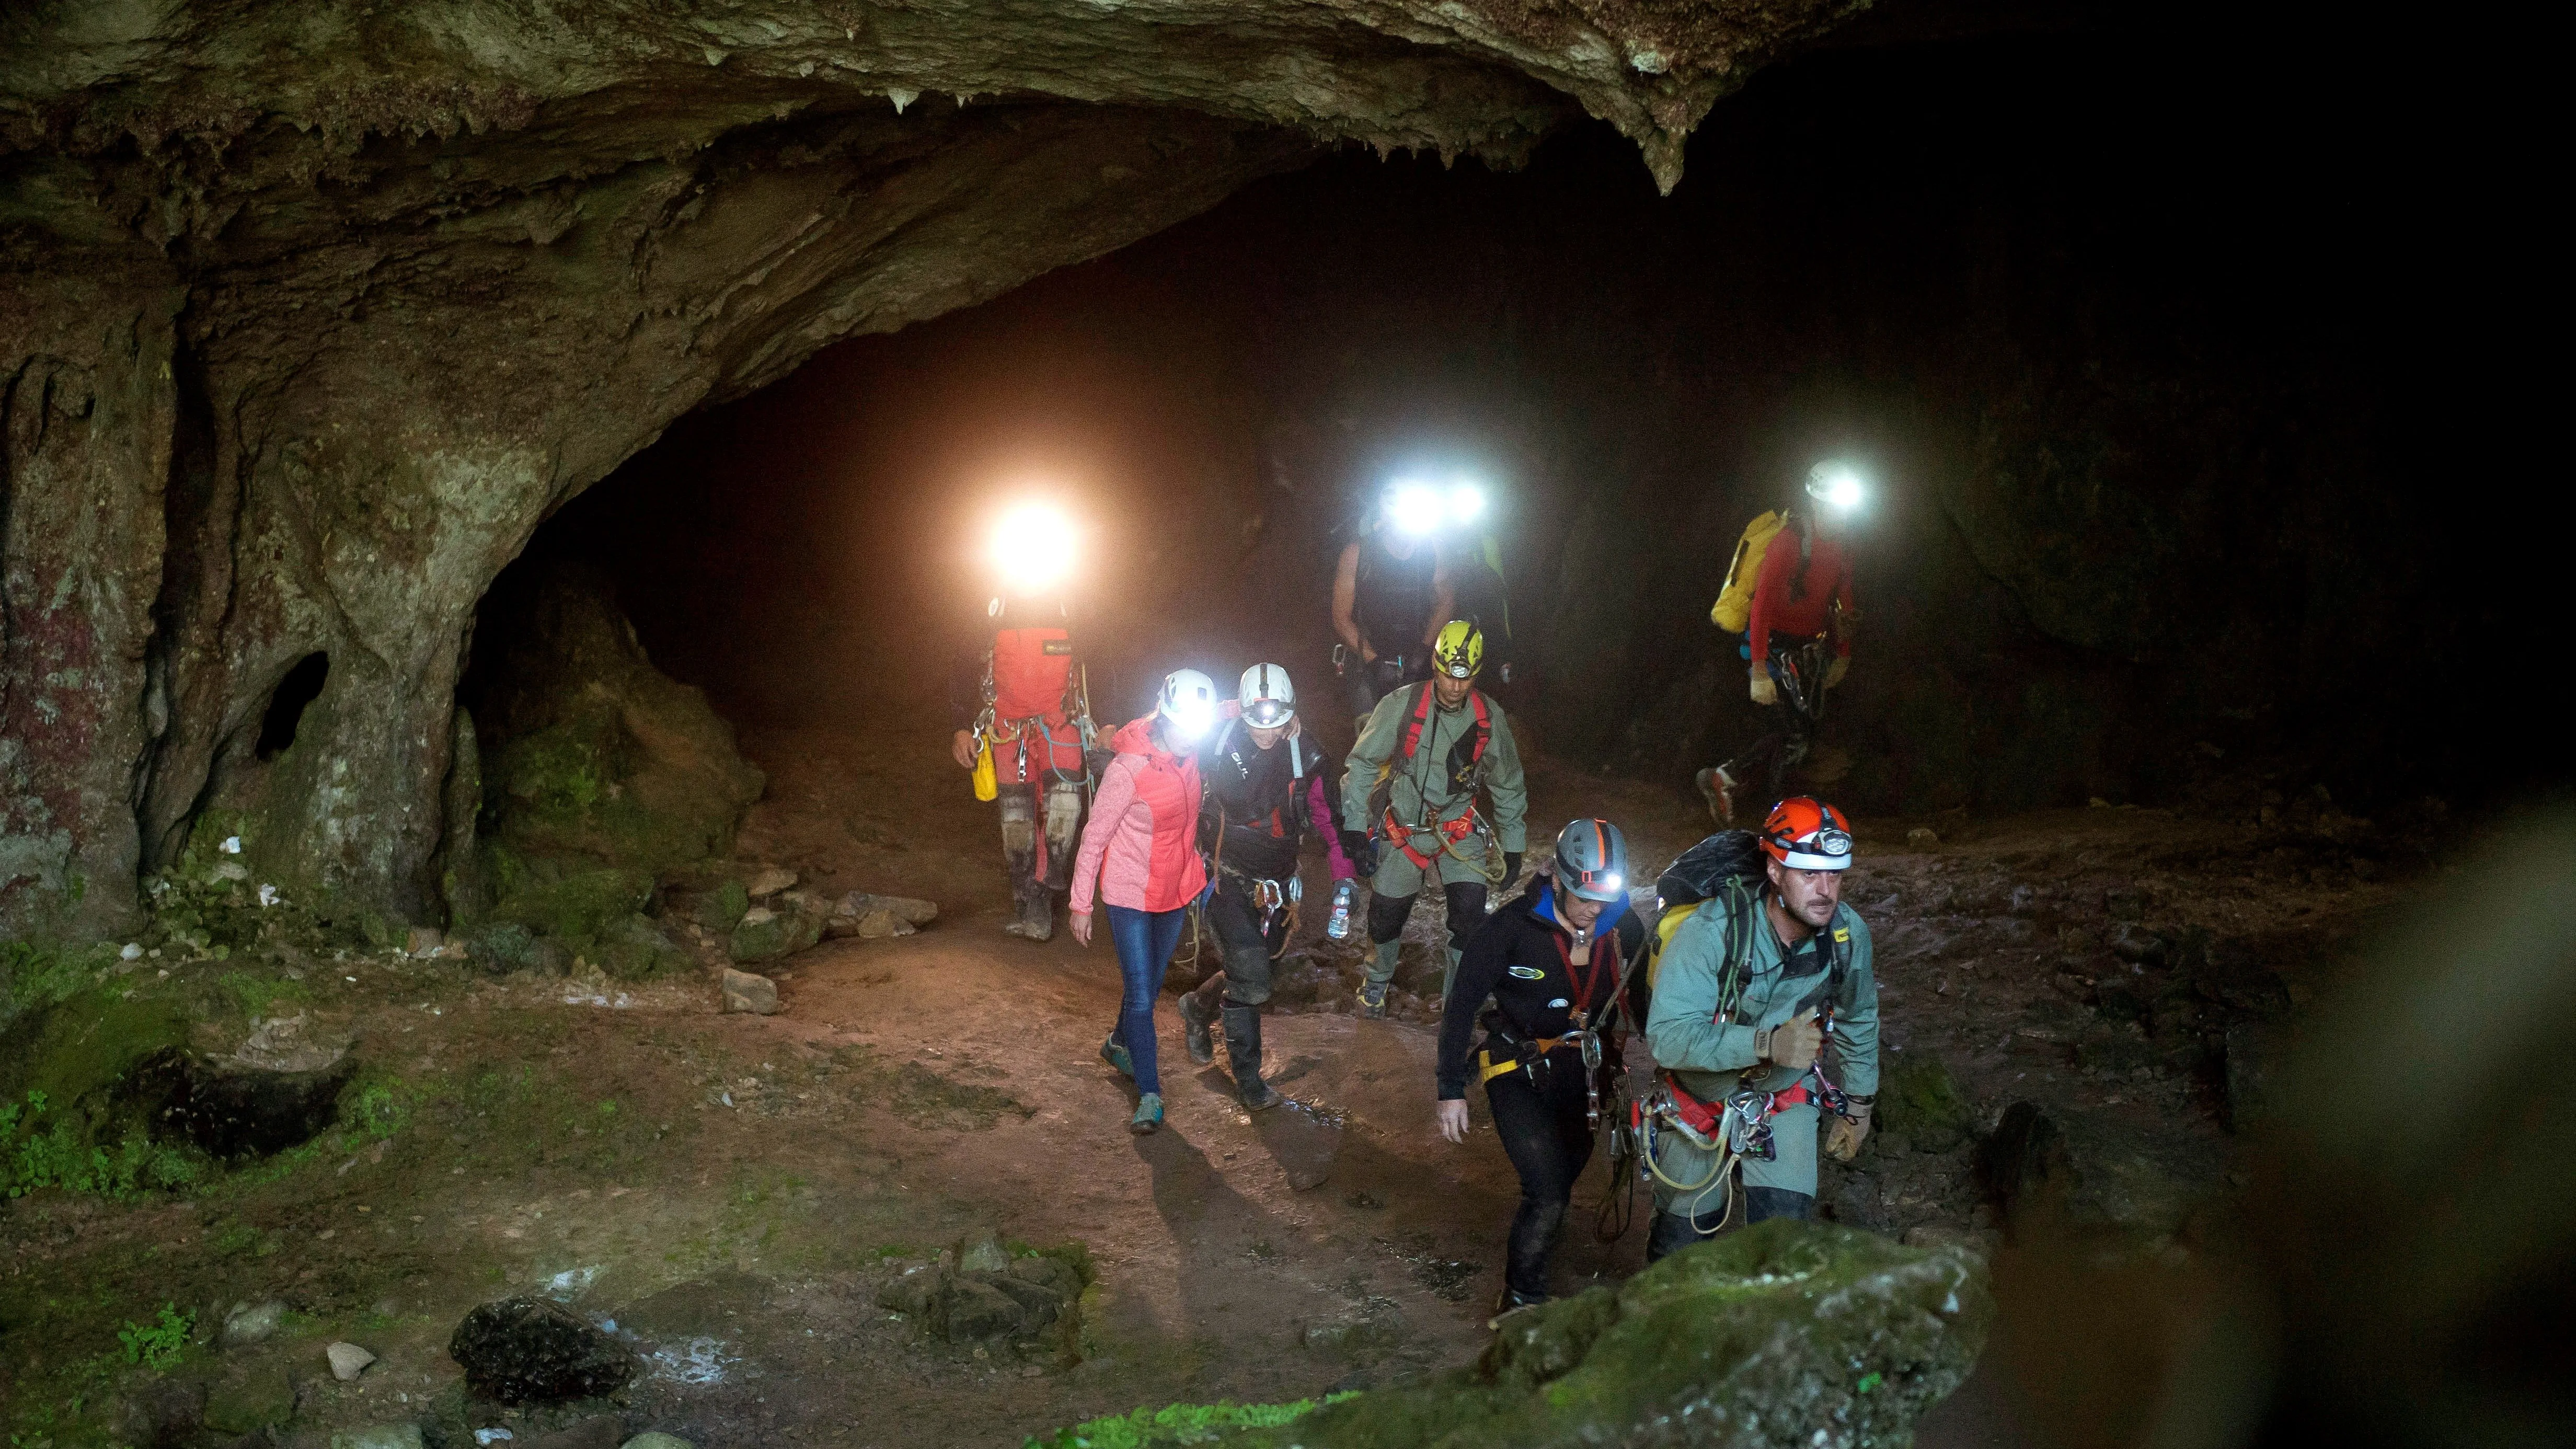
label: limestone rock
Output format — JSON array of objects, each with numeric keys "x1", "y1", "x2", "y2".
[
  {"x1": 327, "y1": 1340, "x2": 377, "y2": 1380},
  {"x1": 1085, "y1": 1223, "x2": 1987, "y2": 1448},
  {"x1": 222, "y1": 1300, "x2": 287, "y2": 1348},
  {"x1": 623, "y1": 1435, "x2": 697, "y2": 1449},
  {"x1": 745, "y1": 867, "x2": 798, "y2": 899},
  {"x1": 1907, "y1": 826, "x2": 1941, "y2": 848},
  {"x1": 729, "y1": 907, "x2": 822, "y2": 963},
  {"x1": 720, "y1": 969, "x2": 780, "y2": 1015},
  {"x1": 695, "y1": 880, "x2": 751, "y2": 931},
  {"x1": 875, "y1": 1248, "x2": 1088, "y2": 1347},
  {"x1": 448, "y1": 1297, "x2": 636, "y2": 1405}
]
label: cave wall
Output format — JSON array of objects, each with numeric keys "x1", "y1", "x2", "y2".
[{"x1": 3, "y1": 0, "x2": 1874, "y2": 941}]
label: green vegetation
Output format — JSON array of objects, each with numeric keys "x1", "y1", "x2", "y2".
[
  {"x1": 1, "y1": 940, "x2": 109, "y2": 1029},
  {"x1": 1026, "y1": 1396, "x2": 1356, "y2": 1449},
  {"x1": 116, "y1": 1305, "x2": 193, "y2": 1370}
]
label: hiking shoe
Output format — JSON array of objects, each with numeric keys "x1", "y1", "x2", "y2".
[
  {"x1": 1178, "y1": 990, "x2": 1217, "y2": 1065},
  {"x1": 1099, "y1": 1034, "x2": 1134, "y2": 1080},
  {"x1": 1129, "y1": 1092, "x2": 1163, "y2": 1135},
  {"x1": 1696, "y1": 765, "x2": 1736, "y2": 825},
  {"x1": 1359, "y1": 981, "x2": 1390, "y2": 1019},
  {"x1": 1488, "y1": 1288, "x2": 1550, "y2": 1329}
]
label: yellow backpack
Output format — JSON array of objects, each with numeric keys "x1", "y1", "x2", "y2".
[{"x1": 1708, "y1": 510, "x2": 1788, "y2": 634}]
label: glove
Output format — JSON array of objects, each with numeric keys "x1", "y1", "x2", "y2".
[
  {"x1": 1342, "y1": 830, "x2": 1380, "y2": 878},
  {"x1": 1749, "y1": 669, "x2": 1776, "y2": 707},
  {"x1": 1825, "y1": 1100, "x2": 1873, "y2": 1162},
  {"x1": 1824, "y1": 656, "x2": 1850, "y2": 690},
  {"x1": 1754, "y1": 1010, "x2": 1823, "y2": 1072},
  {"x1": 1498, "y1": 851, "x2": 1523, "y2": 893}
]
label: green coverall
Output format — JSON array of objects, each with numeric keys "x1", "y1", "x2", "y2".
[
  {"x1": 1642, "y1": 894, "x2": 1879, "y2": 1227},
  {"x1": 1340, "y1": 683, "x2": 1528, "y2": 998}
]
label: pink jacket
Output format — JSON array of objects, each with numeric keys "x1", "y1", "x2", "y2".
[{"x1": 1070, "y1": 717, "x2": 1207, "y2": 915}]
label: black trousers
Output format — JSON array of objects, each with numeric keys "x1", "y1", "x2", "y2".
[
  {"x1": 1484, "y1": 1051, "x2": 1595, "y2": 1301},
  {"x1": 1644, "y1": 1187, "x2": 1815, "y2": 1263},
  {"x1": 1365, "y1": 879, "x2": 1489, "y2": 951},
  {"x1": 1202, "y1": 876, "x2": 1291, "y2": 1005}
]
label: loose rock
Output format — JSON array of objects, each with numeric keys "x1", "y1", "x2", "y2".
[
  {"x1": 720, "y1": 968, "x2": 780, "y2": 1015},
  {"x1": 328, "y1": 1340, "x2": 377, "y2": 1380},
  {"x1": 1907, "y1": 826, "x2": 1941, "y2": 848},
  {"x1": 221, "y1": 1299, "x2": 286, "y2": 1348},
  {"x1": 448, "y1": 1297, "x2": 635, "y2": 1405},
  {"x1": 745, "y1": 867, "x2": 798, "y2": 899},
  {"x1": 622, "y1": 1435, "x2": 696, "y2": 1449}
]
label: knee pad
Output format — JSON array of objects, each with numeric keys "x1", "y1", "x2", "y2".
[
  {"x1": 1366, "y1": 891, "x2": 1416, "y2": 945},
  {"x1": 998, "y1": 787, "x2": 1037, "y2": 853}
]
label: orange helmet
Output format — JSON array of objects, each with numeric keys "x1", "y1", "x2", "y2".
[{"x1": 1761, "y1": 797, "x2": 1853, "y2": 871}]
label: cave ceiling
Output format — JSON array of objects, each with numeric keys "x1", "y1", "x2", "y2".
[{"x1": 0, "y1": 0, "x2": 1867, "y2": 939}]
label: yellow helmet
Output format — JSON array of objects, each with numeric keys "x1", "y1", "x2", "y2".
[{"x1": 1432, "y1": 619, "x2": 1484, "y2": 680}]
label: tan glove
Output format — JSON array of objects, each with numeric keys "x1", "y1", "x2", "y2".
[
  {"x1": 1755, "y1": 1010, "x2": 1823, "y2": 1072},
  {"x1": 1824, "y1": 1100, "x2": 1873, "y2": 1161},
  {"x1": 1749, "y1": 669, "x2": 1776, "y2": 707},
  {"x1": 1824, "y1": 656, "x2": 1850, "y2": 689}
]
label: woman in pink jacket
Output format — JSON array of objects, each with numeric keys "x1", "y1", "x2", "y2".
[{"x1": 1070, "y1": 669, "x2": 1220, "y2": 1133}]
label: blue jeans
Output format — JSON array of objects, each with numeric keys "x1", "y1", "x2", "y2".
[{"x1": 1106, "y1": 905, "x2": 1188, "y2": 1094}]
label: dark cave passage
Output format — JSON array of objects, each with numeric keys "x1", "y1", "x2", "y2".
[{"x1": 481, "y1": 8, "x2": 2510, "y2": 825}]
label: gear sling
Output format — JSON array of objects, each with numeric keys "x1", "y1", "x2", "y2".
[
  {"x1": 1367, "y1": 682, "x2": 1502, "y2": 881},
  {"x1": 1609, "y1": 831, "x2": 1860, "y2": 1235}
]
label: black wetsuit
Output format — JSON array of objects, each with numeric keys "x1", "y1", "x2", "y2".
[
  {"x1": 1438, "y1": 875, "x2": 1644, "y2": 1301},
  {"x1": 1349, "y1": 532, "x2": 1440, "y2": 715},
  {"x1": 1195, "y1": 721, "x2": 1341, "y2": 1004}
]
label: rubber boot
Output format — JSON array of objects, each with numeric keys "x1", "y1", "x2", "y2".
[
  {"x1": 1178, "y1": 974, "x2": 1223, "y2": 1065},
  {"x1": 1017, "y1": 890, "x2": 1054, "y2": 942},
  {"x1": 1222, "y1": 1003, "x2": 1284, "y2": 1111}
]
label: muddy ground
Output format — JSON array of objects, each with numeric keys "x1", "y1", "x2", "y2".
[{"x1": 1, "y1": 703, "x2": 2431, "y2": 1448}]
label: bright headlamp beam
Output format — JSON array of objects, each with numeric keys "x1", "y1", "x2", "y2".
[
  {"x1": 1446, "y1": 481, "x2": 1487, "y2": 525},
  {"x1": 1387, "y1": 481, "x2": 1445, "y2": 537},
  {"x1": 991, "y1": 503, "x2": 1074, "y2": 591},
  {"x1": 1164, "y1": 700, "x2": 1216, "y2": 743}
]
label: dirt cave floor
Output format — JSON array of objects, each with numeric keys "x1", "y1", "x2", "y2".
[{"x1": 1, "y1": 710, "x2": 2428, "y2": 1448}]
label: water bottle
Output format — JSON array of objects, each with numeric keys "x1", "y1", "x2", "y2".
[{"x1": 1326, "y1": 879, "x2": 1356, "y2": 940}]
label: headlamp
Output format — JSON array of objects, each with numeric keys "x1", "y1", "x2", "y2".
[
  {"x1": 1387, "y1": 481, "x2": 1445, "y2": 537},
  {"x1": 1446, "y1": 481, "x2": 1487, "y2": 526},
  {"x1": 1244, "y1": 700, "x2": 1293, "y2": 729},
  {"x1": 1163, "y1": 698, "x2": 1217, "y2": 743},
  {"x1": 990, "y1": 502, "x2": 1074, "y2": 592},
  {"x1": 1806, "y1": 463, "x2": 1867, "y2": 514}
]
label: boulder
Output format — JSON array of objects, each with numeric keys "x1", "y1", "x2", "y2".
[
  {"x1": 222, "y1": 1299, "x2": 286, "y2": 1348},
  {"x1": 1975, "y1": 1101, "x2": 2073, "y2": 1228},
  {"x1": 1057, "y1": 1223, "x2": 1988, "y2": 1448},
  {"x1": 728, "y1": 906, "x2": 821, "y2": 963},
  {"x1": 720, "y1": 969, "x2": 780, "y2": 1015},
  {"x1": 448, "y1": 1297, "x2": 635, "y2": 1405},
  {"x1": 465, "y1": 921, "x2": 549, "y2": 973},
  {"x1": 744, "y1": 867, "x2": 797, "y2": 899},
  {"x1": 694, "y1": 880, "x2": 750, "y2": 932},
  {"x1": 594, "y1": 913, "x2": 692, "y2": 981},
  {"x1": 875, "y1": 1247, "x2": 1088, "y2": 1347}
]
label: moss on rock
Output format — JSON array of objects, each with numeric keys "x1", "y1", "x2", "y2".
[
  {"x1": 1059, "y1": 1222, "x2": 1991, "y2": 1449},
  {"x1": 1878, "y1": 1050, "x2": 1980, "y2": 1154}
]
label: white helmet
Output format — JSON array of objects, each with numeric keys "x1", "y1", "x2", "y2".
[
  {"x1": 1238, "y1": 663, "x2": 1295, "y2": 729},
  {"x1": 1157, "y1": 668, "x2": 1220, "y2": 743}
]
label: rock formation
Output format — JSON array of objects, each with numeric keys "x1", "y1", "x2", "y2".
[{"x1": 2, "y1": 1, "x2": 1865, "y2": 941}]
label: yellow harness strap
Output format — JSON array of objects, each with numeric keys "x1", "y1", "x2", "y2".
[{"x1": 1477, "y1": 1038, "x2": 1567, "y2": 1086}]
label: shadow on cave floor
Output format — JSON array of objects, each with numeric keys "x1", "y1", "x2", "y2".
[{"x1": 1, "y1": 673, "x2": 2428, "y2": 1447}]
